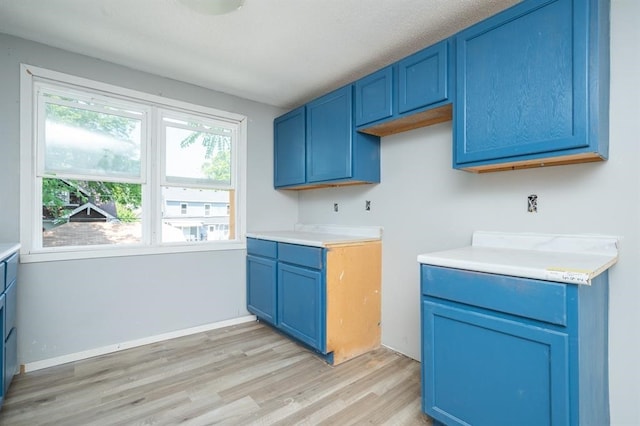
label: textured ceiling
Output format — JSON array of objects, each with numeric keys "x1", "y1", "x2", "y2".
[{"x1": 0, "y1": 0, "x2": 518, "y2": 109}]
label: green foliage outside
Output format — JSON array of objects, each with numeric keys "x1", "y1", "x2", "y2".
[
  {"x1": 45, "y1": 102, "x2": 136, "y2": 140},
  {"x1": 180, "y1": 128, "x2": 232, "y2": 183},
  {"x1": 44, "y1": 100, "x2": 142, "y2": 222},
  {"x1": 43, "y1": 97, "x2": 231, "y2": 224}
]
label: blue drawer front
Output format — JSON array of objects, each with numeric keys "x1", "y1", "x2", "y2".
[
  {"x1": 421, "y1": 265, "x2": 567, "y2": 326},
  {"x1": 247, "y1": 238, "x2": 277, "y2": 258},
  {"x1": 5, "y1": 253, "x2": 18, "y2": 288},
  {"x1": 278, "y1": 243, "x2": 324, "y2": 270},
  {"x1": 0, "y1": 263, "x2": 4, "y2": 293}
]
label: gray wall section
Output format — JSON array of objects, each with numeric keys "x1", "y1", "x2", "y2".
[
  {"x1": 0, "y1": 34, "x2": 298, "y2": 363},
  {"x1": 297, "y1": 2, "x2": 640, "y2": 424}
]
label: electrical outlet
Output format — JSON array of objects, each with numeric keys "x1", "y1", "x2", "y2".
[
  {"x1": 365, "y1": 200, "x2": 371, "y2": 211},
  {"x1": 334, "y1": 203, "x2": 339, "y2": 212},
  {"x1": 527, "y1": 194, "x2": 538, "y2": 213}
]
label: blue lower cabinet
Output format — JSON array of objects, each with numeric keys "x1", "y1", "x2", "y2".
[
  {"x1": 0, "y1": 293, "x2": 5, "y2": 406},
  {"x1": 246, "y1": 255, "x2": 277, "y2": 325},
  {"x1": 4, "y1": 281, "x2": 16, "y2": 341},
  {"x1": 246, "y1": 239, "x2": 278, "y2": 325},
  {"x1": 278, "y1": 263, "x2": 324, "y2": 351},
  {"x1": 246, "y1": 238, "x2": 382, "y2": 364},
  {"x1": 4, "y1": 328, "x2": 16, "y2": 394},
  {"x1": 0, "y1": 247, "x2": 19, "y2": 409},
  {"x1": 247, "y1": 238, "x2": 327, "y2": 355},
  {"x1": 422, "y1": 301, "x2": 569, "y2": 425},
  {"x1": 420, "y1": 265, "x2": 610, "y2": 425}
]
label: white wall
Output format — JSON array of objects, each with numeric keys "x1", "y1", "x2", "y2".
[
  {"x1": 0, "y1": 34, "x2": 298, "y2": 364},
  {"x1": 298, "y1": 1, "x2": 640, "y2": 424}
]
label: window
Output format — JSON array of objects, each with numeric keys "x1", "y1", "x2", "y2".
[{"x1": 20, "y1": 65, "x2": 247, "y2": 262}]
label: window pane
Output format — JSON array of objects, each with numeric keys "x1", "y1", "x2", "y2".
[
  {"x1": 42, "y1": 178, "x2": 142, "y2": 247},
  {"x1": 43, "y1": 100, "x2": 142, "y2": 179},
  {"x1": 164, "y1": 118, "x2": 232, "y2": 186},
  {"x1": 161, "y1": 187, "x2": 233, "y2": 242}
]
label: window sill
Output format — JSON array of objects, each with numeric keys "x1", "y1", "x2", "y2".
[{"x1": 20, "y1": 240, "x2": 247, "y2": 263}]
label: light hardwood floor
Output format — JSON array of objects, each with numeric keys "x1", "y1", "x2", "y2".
[{"x1": 0, "y1": 321, "x2": 431, "y2": 425}]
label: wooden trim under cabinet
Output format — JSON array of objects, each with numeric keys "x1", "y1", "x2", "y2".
[
  {"x1": 358, "y1": 104, "x2": 452, "y2": 137},
  {"x1": 461, "y1": 152, "x2": 605, "y2": 173}
]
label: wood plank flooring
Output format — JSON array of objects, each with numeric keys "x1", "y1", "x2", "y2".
[{"x1": 0, "y1": 321, "x2": 431, "y2": 425}]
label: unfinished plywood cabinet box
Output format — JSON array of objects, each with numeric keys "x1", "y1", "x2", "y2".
[{"x1": 247, "y1": 238, "x2": 381, "y2": 364}]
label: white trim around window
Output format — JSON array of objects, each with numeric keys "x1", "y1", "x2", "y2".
[{"x1": 20, "y1": 64, "x2": 247, "y2": 263}]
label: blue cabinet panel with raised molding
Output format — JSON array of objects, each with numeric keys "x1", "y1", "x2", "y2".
[
  {"x1": 454, "y1": 0, "x2": 610, "y2": 171},
  {"x1": 398, "y1": 41, "x2": 450, "y2": 114},
  {"x1": 420, "y1": 264, "x2": 610, "y2": 425},
  {"x1": 274, "y1": 106, "x2": 306, "y2": 188},
  {"x1": 354, "y1": 66, "x2": 393, "y2": 127},
  {"x1": 3, "y1": 329, "x2": 16, "y2": 394},
  {"x1": 247, "y1": 255, "x2": 277, "y2": 325},
  {"x1": 247, "y1": 239, "x2": 277, "y2": 325},
  {"x1": 277, "y1": 262, "x2": 325, "y2": 351},
  {"x1": 306, "y1": 86, "x2": 353, "y2": 183},
  {"x1": 423, "y1": 300, "x2": 569, "y2": 425}
]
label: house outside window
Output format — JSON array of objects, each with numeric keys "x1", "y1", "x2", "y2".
[{"x1": 20, "y1": 64, "x2": 247, "y2": 262}]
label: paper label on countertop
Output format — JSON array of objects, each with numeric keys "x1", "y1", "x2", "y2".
[{"x1": 545, "y1": 268, "x2": 591, "y2": 285}]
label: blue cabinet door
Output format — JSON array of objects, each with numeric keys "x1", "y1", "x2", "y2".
[
  {"x1": 422, "y1": 300, "x2": 570, "y2": 426},
  {"x1": 246, "y1": 255, "x2": 277, "y2": 325},
  {"x1": 398, "y1": 40, "x2": 450, "y2": 114},
  {"x1": 354, "y1": 66, "x2": 393, "y2": 126},
  {"x1": 0, "y1": 293, "x2": 5, "y2": 406},
  {"x1": 4, "y1": 281, "x2": 16, "y2": 341},
  {"x1": 277, "y1": 263, "x2": 324, "y2": 351},
  {"x1": 454, "y1": 0, "x2": 609, "y2": 168},
  {"x1": 274, "y1": 106, "x2": 306, "y2": 188},
  {"x1": 4, "y1": 328, "x2": 16, "y2": 393},
  {"x1": 306, "y1": 86, "x2": 353, "y2": 183}
]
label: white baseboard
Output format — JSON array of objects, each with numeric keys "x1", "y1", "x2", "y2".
[{"x1": 22, "y1": 315, "x2": 257, "y2": 373}]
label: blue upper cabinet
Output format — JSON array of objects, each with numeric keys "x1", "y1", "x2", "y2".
[
  {"x1": 306, "y1": 86, "x2": 353, "y2": 182},
  {"x1": 274, "y1": 106, "x2": 306, "y2": 187},
  {"x1": 274, "y1": 85, "x2": 380, "y2": 190},
  {"x1": 454, "y1": 0, "x2": 610, "y2": 172},
  {"x1": 354, "y1": 66, "x2": 393, "y2": 127},
  {"x1": 398, "y1": 41, "x2": 449, "y2": 114},
  {"x1": 355, "y1": 39, "x2": 454, "y2": 137}
]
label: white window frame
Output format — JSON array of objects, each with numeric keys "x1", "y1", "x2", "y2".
[{"x1": 20, "y1": 64, "x2": 247, "y2": 263}]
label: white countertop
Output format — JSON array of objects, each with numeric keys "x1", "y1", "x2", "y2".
[
  {"x1": 247, "y1": 224, "x2": 382, "y2": 247},
  {"x1": 417, "y1": 231, "x2": 618, "y2": 285},
  {"x1": 0, "y1": 244, "x2": 20, "y2": 261}
]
